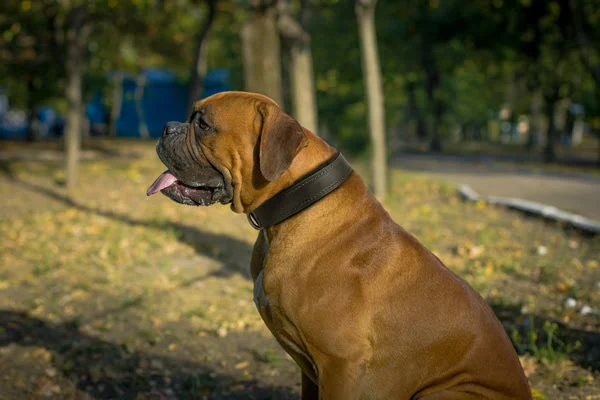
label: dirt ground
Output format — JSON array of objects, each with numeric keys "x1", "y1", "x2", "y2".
[{"x1": 0, "y1": 139, "x2": 599, "y2": 399}]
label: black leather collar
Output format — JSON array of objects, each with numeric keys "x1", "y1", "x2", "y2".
[{"x1": 247, "y1": 152, "x2": 353, "y2": 230}]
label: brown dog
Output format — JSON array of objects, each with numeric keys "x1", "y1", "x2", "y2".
[{"x1": 147, "y1": 91, "x2": 532, "y2": 399}]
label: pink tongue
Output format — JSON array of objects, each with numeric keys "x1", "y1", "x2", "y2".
[{"x1": 147, "y1": 170, "x2": 178, "y2": 196}]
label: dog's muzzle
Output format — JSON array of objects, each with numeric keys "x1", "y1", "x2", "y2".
[{"x1": 146, "y1": 121, "x2": 231, "y2": 206}]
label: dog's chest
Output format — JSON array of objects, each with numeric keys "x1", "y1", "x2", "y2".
[
  {"x1": 253, "y1": 269, "x2": 269, "y2": 310},
  {"x1": 252, "y1": 270, "x2": 318, "y2": 381}
]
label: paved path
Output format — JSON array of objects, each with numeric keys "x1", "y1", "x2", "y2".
[{"x1": 392, "y1": 153, "x2": 600, "y2": 221}]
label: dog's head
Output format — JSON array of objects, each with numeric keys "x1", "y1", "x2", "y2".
[{"x1": 147, "y1": 91, "x2": 308, "y2": 212}]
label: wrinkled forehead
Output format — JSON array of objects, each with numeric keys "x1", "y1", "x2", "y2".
[
  {"x1": 192, "y1": 91, "x2": 279, "y2": 116},
  {"x1": 189, "y1": 92, "x2": 281, "y2": 134}
]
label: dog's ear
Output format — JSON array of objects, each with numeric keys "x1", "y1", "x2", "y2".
[{"x1": 258, "y1": 102, "x2": 308, "y2": 182}]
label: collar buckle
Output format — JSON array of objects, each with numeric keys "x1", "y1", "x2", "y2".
[{"x1": 247, "y1": 212, "x2": 263, "y2": 230}]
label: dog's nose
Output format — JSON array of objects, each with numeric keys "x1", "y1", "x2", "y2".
[{"x1": 163, "y1": 121, "x2": 181, "y2": 136}]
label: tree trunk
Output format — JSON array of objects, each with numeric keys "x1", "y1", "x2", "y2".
[
  {"x1": 110, "y1": 72, "x2": 123, "y2": 137},
  {"x1": 25, "y1": 74, "x2": 37, "y2": 142},
  {"x1": 597, "y1": 133, "x2": 600, "y2": 168},
  {"x1": 241, "y1": 0, "x2": 283, "y2": 105},
  {"x1": 406, "y1": 80, "x2": 427, "y2": 141},
  {"x1": 288, "y1": 32, "x2": 318, "y2": 133},
  {"x1": 187, "y1": 0, "x2": 217, "y2": 115},
  {"x1": 421, "y1": 43, "x2": 443, "y2": 152},
  {"x1": 135, "y1": 75, "x2": 149, "y2": 138},
  {"x1": 430, "y1": 101, "x2": 444, "y2": 152},
  {"x1": 356, "y1": 0, "x2": 387, "y2": 199},
  {"x1": 544, "y1": 94, "x2": 558, "y2": 163},
  {"x1": 278, "y1": 0, "x2": 318, "y2": 133},
  {"x1": 526, "y1": 89, "x2": 542, "y2": 151},
  {"x1": 65, "y1": 54, "x2": 83, "y2": 194},
  {"x1": 64, "y1": 7, "x2": 91, "y2": 195}
]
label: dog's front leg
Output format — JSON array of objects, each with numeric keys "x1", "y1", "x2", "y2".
[
  {"x1": 317, "y1": 360, "x2": 366, "y2": 400},
  {"x1": 301, "y1": 372, "x2": 318, "y2": 400}
]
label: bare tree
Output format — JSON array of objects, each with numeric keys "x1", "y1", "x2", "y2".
[
  {"x1": 187, "y1": 0, "x2": 218, "y2": 114},
  {"x1": 421, "y1": 41, "x2": 444, "y2": 152},
  {"x1": 356, "y1": 0, "x2": 387, "y2": 199},
  {"x1": 278, "y1": 0, "x2": 318, "y2": 133},
  {"x1": 241, "y1": 0, "x2": 283, "y2": 105},
  {"x1": 39, "y1": 1, "x2": 147, "y2": 195},
  {"x1": 64, "y1": 6, "x2": 93, "y2": 195}
]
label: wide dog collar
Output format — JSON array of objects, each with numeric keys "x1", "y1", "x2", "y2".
[{"x1": 247, "y1": 152, "x2": 353, "y2": 230}]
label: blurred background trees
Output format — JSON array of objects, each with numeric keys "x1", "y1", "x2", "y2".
[
  {"x1": 1, "y1": 0, "x2": 599, "y2": 194},
  {"x1": 355, "y1": 0, "x2": 386, "y2": 199}
]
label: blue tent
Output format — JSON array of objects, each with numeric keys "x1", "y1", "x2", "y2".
[
  {"x1": 114, "y1": 68, "x2": 231, "y2": 138},
  {"x1": 203, "y1": 69, "x2": 231, "y2": 99}
]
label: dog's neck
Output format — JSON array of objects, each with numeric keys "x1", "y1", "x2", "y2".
[
  {"x1": 287, "y1": 131, "x2": 338, "y2": 178},
  {"x1": 236, "y1": 129, "x2": 338, "y2": 219},
  {"x1": 248, "y1": 152, "x2": 352, "y2": 229}
]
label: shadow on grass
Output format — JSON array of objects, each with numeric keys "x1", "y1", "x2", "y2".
[
  {"x1": 0, "y1": 140, "x2": 145, "y2": 161},
  {"x1": 0, "y1": 159, "x2": 16, "y2": 180},
  {"x1": 0, "y1": 309, "x2": 298, "y2": 399},
  {"x1": 0, "y1": 167, "x2": 254, "y2": 280},
  {"x1": 1, "y1": 306, "x2": 597, "y2": 399},
  {"x1": 491, "y1": 303, "x2": 600, "y2": 372}
]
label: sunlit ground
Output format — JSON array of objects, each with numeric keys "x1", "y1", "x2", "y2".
[{"x1": 0, "y1": 139, "x2": 598, "y2": 399}]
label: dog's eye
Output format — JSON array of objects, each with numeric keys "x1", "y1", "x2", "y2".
[
  {"x1": 195, "y1": 117, "x2": 210, "y2": 132},
  {"x1": 198, "y1": 119, "x2": 209, "y2": 130}
]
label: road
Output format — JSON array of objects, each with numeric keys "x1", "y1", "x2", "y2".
[{"x1": 392, "y1": 153, "x2": 600, "y2": 221}]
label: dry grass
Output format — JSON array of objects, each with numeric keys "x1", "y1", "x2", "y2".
[{"x1": 0, "y1": 139, "x2": 598, "y2": 399}]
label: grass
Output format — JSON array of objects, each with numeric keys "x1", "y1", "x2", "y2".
[
  {"x1": 0, "y1": 139, "x2": 598, "y2": 399},
  {"x1": 511, "y1": 317, "x2": 582, "y2": 366},
  {"x1": 253, "y1": 348, "x2": 282, "y2": 364}
]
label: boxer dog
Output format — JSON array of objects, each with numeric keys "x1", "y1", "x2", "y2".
[{"x1": 147, "y1": 91, "x2": 532, "y2": 399}]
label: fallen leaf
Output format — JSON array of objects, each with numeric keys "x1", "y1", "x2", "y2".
[
  {"x1": 530, "y1": 388, "x2": 546, "y2": 399},
  {"x1": 235, "y1": 361, "x2": 249, "y2": 369},
  {"x1": 468, "y1": 246, "x2": 484, "y2": 259},
  {"x1": 31, "y1": 347, "x2": 52, "y2": 362},
  {"x1": 555, "y1": 282, "x2": 568, "y2": 292},
  {"x1": 217, "y1": 327, "x2": 228, "y2": 338}
]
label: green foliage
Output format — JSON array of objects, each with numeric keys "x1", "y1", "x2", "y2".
[
  {"x1": 0, "y1": 0, "x2": 225, "y2": 109},
  {"x1": 310, "y1": 2, "x2": 365, "y2": 152},
  {"x1": 1, "y1": 0, "x2": 599, "y2": 155},
  {"x1": 207, "y1": 2, "x2": 246, "y2": 91},
  {"x1": 511, "y1": 316, "x2": 582, "y2": 366},
  {"x1": 308, "y1": 0, "x2": 599, "y2": 151}
]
